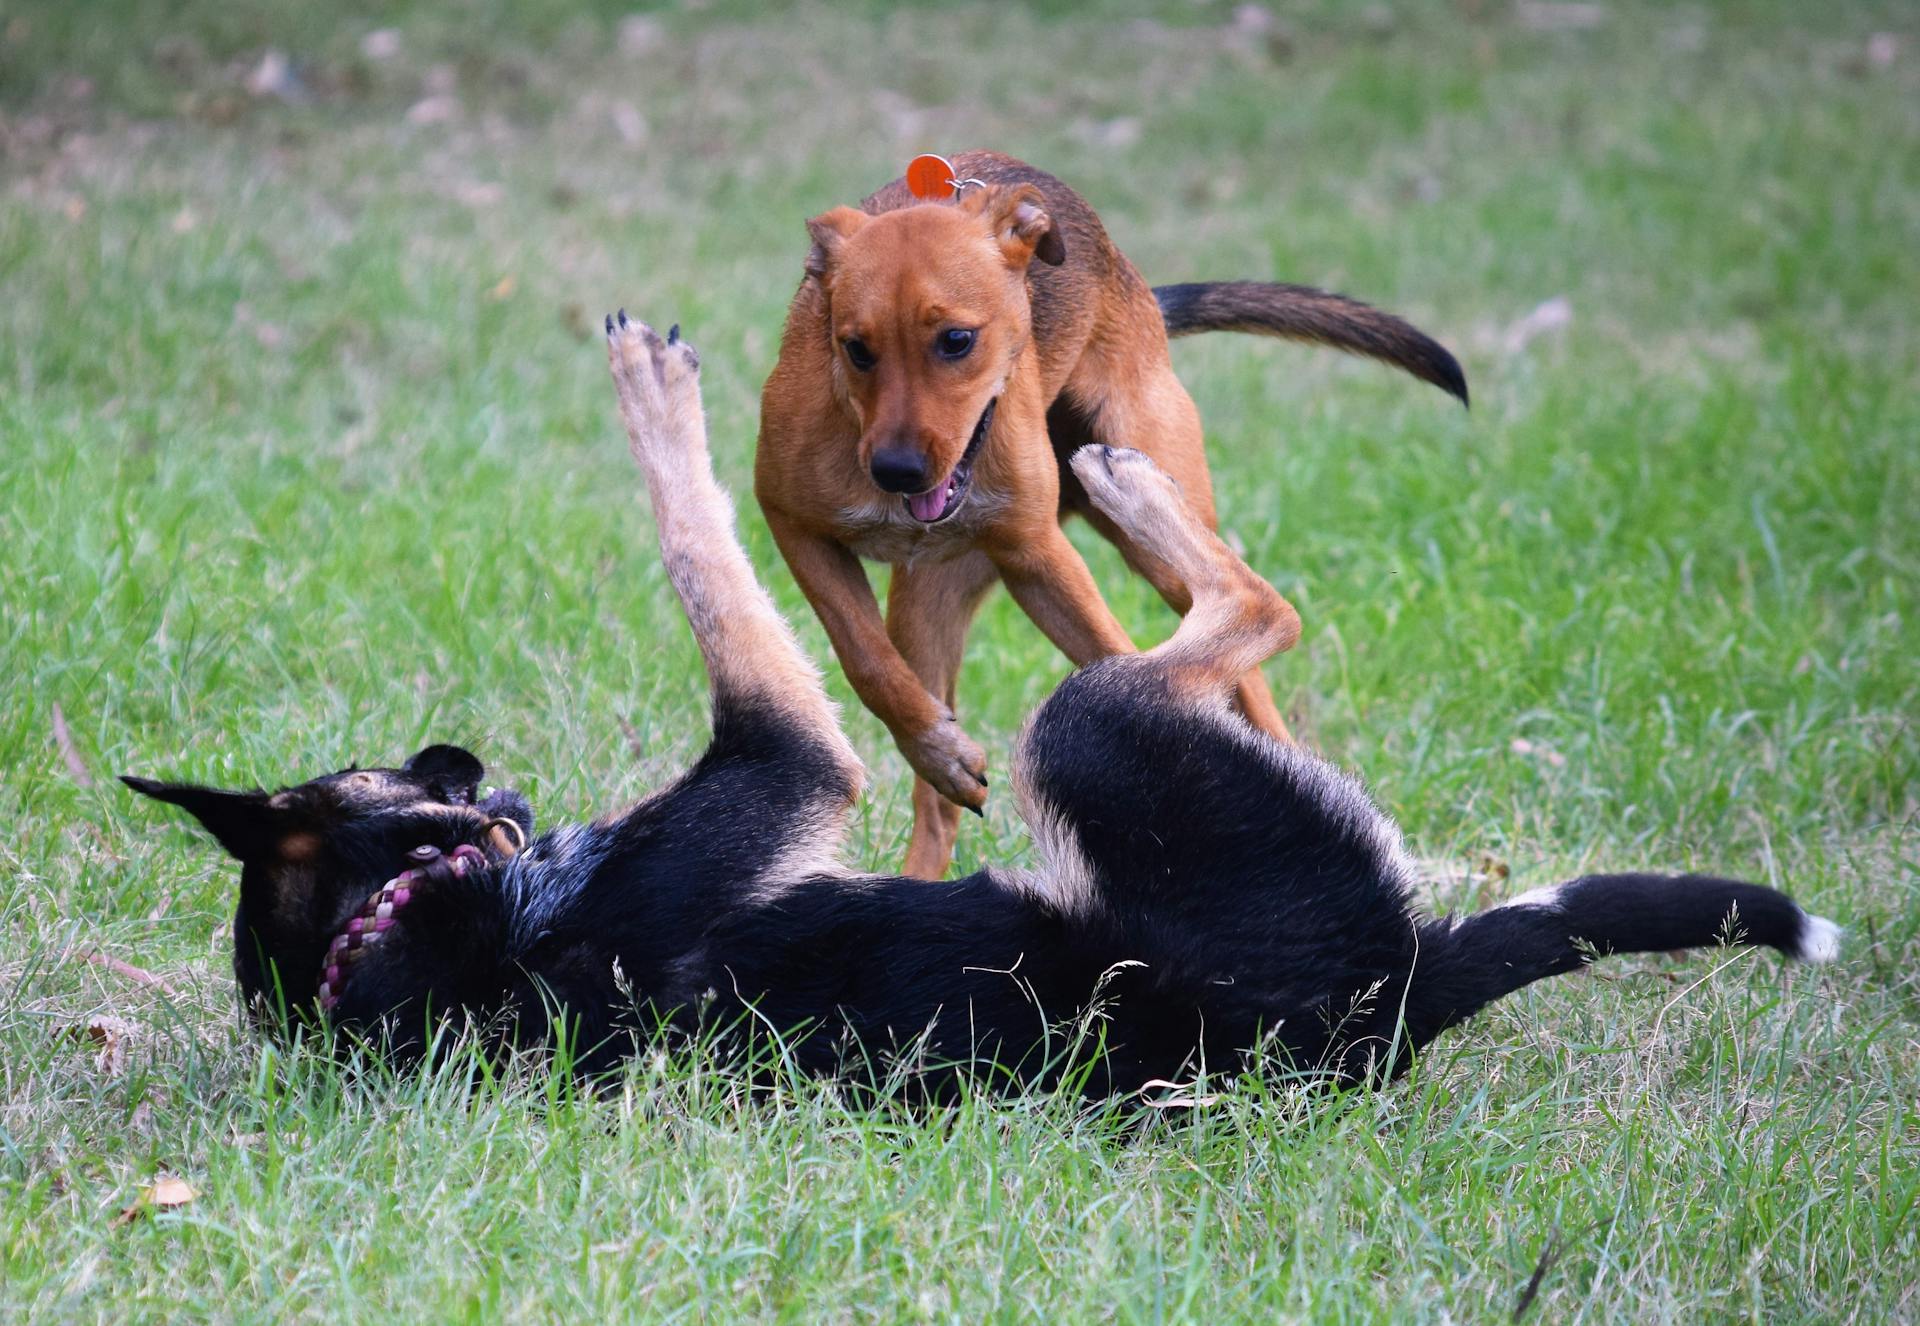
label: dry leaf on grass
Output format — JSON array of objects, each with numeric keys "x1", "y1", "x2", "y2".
[
  {"x1": 618, "y1": 15, "x2": 664, "y2": 56},
  {"x1": 81, "y1": 949, "x2": 181, "y2": 997},
  {"x1": 243, "y1": 49, "x2": 307, "y2": 103},
  {"x1": 51, "y1": 702, "x2": 93, "y2": 786},
  {"x1": 114, "y1": 1176, "x2": 197, "y2": 1226},
  {"x1": 67, "y1": 1015, "x2": 137, "y2": 1075},
  {"x1": 231, "y1": 301, "x2": 286, "y2": 350},
  {"x1": 1138, "y1": 1079, "x2": 1223, "y2": 1109},
  {"x1": 1510, "y1": 737, "x2": 1568, "y2": 768},
  {"x1": 1505, "y1": 295, "x2": 1573, "y2": 352},
  {"x1": 610, "y1": 100, "x2": 647, "y2": 146},
  {"x1": 360, "y1": 28, "x2": 402, "y2": 61},
  {"x1": 406, "y1": 94, "x2": 459, "y2": 125}
]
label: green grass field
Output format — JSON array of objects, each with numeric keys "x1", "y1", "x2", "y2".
[{"x1": 3, "y1": 0, "x2": 1916, "y2": 1319}]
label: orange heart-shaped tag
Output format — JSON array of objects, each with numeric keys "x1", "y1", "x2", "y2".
[{"x1": 905, "y1": 154, "x2": 957, "y2": 201}]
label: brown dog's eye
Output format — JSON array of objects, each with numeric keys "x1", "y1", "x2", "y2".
[
  {"x1": 935, "y1": 328, "x2": 975, "y2": 360},
  {"x1": 843, "y1": 338, "x2": 876, "y2": 371}
]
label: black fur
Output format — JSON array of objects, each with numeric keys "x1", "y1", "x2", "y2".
[
  {"x1": 125, "y1": 660, "x2": 1832, "y2": 1096},
  {"x1": 1154, "y1": 280, "x2": 1469, "y2": 406}
]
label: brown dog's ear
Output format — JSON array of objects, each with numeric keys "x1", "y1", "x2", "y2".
[
  {"x1": 804, "y1": 207, "x2": 869, "y2": 280},
  {"x1": 963, "y1": 183, "x2": 1066, "y2": 269},
  {"x1": 122, "y1": 775, "x2": 277, "y2": 860}
]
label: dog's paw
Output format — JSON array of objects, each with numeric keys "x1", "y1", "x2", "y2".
[
  {"x1": 606, "y1": 310, "x2": 703, "y2": 459},
  {"x1": 1070, "y1": 444, "x2": 1212, "y2": 560},
  {"x1": 901, "y1": 714, "x2": 989, "y2": 813},
  {"x1": 1069, "y1": 444, "x2": 1183, "y2": 519}
]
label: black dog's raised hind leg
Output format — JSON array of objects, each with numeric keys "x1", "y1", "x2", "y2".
[
  {"x1": 1006, "y1": 444, "x2": 1332, "y2": 924},
  {"x1": 1068, "y1": 444, "x2": 1301, "y2": 702},
  {"x1": 606, "y1": 313, "x2": 864, "y2": 801}
]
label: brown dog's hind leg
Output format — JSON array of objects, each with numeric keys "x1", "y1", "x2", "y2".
[
  {"x1": 1068, "y1": 445, "x2": 1300, "y2": 703},
  {"x1": 607, "y1": 313, "x2": 863, "y2": 797},
  {"x1": 886, "y1": 551, "x2": 1000, "y2": 877}
]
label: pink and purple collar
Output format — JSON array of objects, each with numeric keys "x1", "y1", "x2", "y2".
[{"x1": 316, "y1": 843, "x2": 487, "y2": 1011}]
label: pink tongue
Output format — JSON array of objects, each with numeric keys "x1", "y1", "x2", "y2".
[{"x1": 907, "y1": 486, "x2": 948, "y2": 522}]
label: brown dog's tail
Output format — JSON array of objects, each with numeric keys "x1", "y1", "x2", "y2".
[{"x1": 1153, "y1": 281, "x2": 1468, "y2": 406}]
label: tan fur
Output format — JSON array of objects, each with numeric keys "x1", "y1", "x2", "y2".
[
  {"x1": 609, "y1": 315, "x2": 864, "y2": 805},
  {"x1": 1068, "y1": 445, "x2": 1300, "y2": 694},
  {"x1": 757, "y1": 153, "x2": 1302, "y2": 877}
]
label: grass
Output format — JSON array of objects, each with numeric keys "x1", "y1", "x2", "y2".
[{"x1": 2, "y1": 0, "x2": 1916, "y2": 1318}]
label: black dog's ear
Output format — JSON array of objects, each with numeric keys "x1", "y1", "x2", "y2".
[
  {"x1": 121, "y1": 775, "x2": 276, "y2": 860},
  {"x1": 402, "y1": 744, "x2": 484, "y2": 804}
]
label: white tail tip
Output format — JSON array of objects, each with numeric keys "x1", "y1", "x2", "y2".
[{"x1": 1795, "y1": 914, "x2": 1842, "y2": 964}]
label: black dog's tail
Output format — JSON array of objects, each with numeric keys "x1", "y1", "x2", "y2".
[
  {"x1": 1153, "y1": 280, "x2": 1469, "y2": 406},
  {"x1": 1403, "y1": 873, "x2": 1839, "y2": 1046}
]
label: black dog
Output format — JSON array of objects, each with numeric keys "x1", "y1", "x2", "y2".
[{"x1": 124, "y1": 316, "x2": 1839, "y2": 1094}]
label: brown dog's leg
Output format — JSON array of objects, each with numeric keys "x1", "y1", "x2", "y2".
[
  {"x1": 606, "y1": 313, "x2": 862, "y2": 792},
  {"x1": 886, "y1": 551, "x2": 1000, "y2": 877},
  {"x1": 993, "y1": 526, "x2": 1139, "y2": 667},
  {"x1": 1068, "y1": 445, "x2": 1300, "y2": 699},
  {"x1": 762, "y1": 509, "x2": 990, "y2": 818}
]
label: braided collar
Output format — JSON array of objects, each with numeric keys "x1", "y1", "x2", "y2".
[{"x1": 316, "y1": 843, "x2": 488, "y2": 1011}]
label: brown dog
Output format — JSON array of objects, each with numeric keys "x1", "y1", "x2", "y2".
[{"x1": 755, "y1": 151, "x2": 1464, "y2": 878}]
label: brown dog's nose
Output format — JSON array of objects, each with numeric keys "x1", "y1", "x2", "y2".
[{"x1": 869, "y1": 447, "x2": 931, "y2": 494}]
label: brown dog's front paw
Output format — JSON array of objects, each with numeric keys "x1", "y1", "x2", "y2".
[
  {"x1": 901, "y1": 716, "x2": 989, "y2": 814},
  {"x1": 606, "y1": 310, "x2": 703, "y2": 461}
]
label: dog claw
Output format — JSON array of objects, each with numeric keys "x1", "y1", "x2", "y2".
[
  {"x1": 975, "y1": 772, "x2": 989, "y2": 788},
  {"x1": 604, "y1": 313, "x2": 614, "y2": 336},
  {"x1": 618, "y1": 308, "x2": 629, "y2": 328},
  {"x1": 667, "y1": 324, "x2": 680, "y2": 345},
  {"x1": 965, "y1": 803, "x2": 984, "y2": 818}
]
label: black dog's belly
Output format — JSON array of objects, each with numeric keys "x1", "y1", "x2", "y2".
[
  {"x1": 652, "y1": 866, "x2": 1402, "y2": 1096},
  {"x1": 671, "y1": 872, "x2": 1089, "y2": 1086},
  {"x1": 1017, "y1": 663, "x2": 1422, "y2": 1008}
]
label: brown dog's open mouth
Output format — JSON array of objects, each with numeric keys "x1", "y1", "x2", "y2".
[{"x1": 904, "y1": 399, "x2": 996, "y2": 525}]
